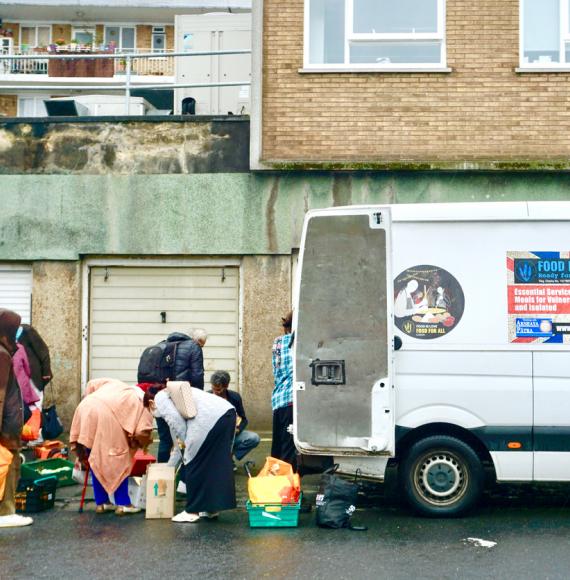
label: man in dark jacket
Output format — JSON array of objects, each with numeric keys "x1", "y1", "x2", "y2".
[
  {"x1": 156, "y1": 328, "x2": 207, "y2": 462},
  {"x1": 16, "y1": 324, "x2": 52, "y2": 391},
  {"x1": 166, "y1": 328, "x2": 206, "y2": 390},
  {"x1": 0, "y1": 309, "x2": 33, "y2": 528},
  {"x1": 210, "y1": 370, "x2": 260, "y2": 466}
]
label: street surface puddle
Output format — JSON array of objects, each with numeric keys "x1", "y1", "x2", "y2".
[{"x1": 463, "y1": 537, "x2": 497, "y2": 549}]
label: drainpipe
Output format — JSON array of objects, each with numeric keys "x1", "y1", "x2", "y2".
[{"x1": 125, "y1": 55, "x2": 131, "y2": 115}]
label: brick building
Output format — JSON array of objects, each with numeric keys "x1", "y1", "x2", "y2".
[{"x1": 252, "y1": 0, "x2": 570, "y2": 169}]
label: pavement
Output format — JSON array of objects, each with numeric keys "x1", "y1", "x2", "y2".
[{"x1": 4, "y1": 436, "x2": 570, "y2": 579}]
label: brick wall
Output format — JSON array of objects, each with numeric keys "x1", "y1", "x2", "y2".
[
  {"x1": 137, "y1": 25, "x2": 152, "y2": 50},
  {"x1": 95, "y1": 24, "x2": 104, "y2": 45},
  {"x1": 2, "y1": 23, "x2": 20, "y2": 44},
  {"x1": 261, "y1": 0, "x2": 570, "y2": 165},
  {"x1": 166, "y1": 25, "x2": 174, "y2": 50},
  {"x1": 0, "y1": 95, "x2": 17, "y2": 117},
  {"x1": 52, "y1": 24, "x2": 72, "y2": 44}
]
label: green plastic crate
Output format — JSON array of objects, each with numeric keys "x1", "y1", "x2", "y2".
[
  {"x1": 246, "y1": 495, "x2": 301, "y2": 528},
  {"x1": 20, "y1": 458, "x2": 76, "y2": 487}
]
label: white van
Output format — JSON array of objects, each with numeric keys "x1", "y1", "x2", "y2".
[{"x1": 293, "y1": 201, "x2": 570, "y2": 517}]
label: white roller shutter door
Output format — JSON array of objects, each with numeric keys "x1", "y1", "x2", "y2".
[
  {"x1": 0, "y1": 267, "x2": 32, "y2": 324},
  {"x1": 89, "y1": 266, "x2": 239, "y2": 385}
]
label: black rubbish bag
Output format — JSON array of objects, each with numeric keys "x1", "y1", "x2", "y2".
[
  {"x1": 42, "y1": 405, "x2": 64, "y2": 440},
  {"x1": 315, "y1": 466, "x2": 366, "y2": 530}
]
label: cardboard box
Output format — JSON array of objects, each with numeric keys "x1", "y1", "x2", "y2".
[
  {"x1": 145, "y1": 464, "x2": 175, "y2": 519},
  {"x1": 128, "y1": 476, "x2": 147, "y2": 510}
]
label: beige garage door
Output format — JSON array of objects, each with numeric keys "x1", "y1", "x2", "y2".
[{"x1": 89, "y1": 266, "x2": 239, "y2": 386}]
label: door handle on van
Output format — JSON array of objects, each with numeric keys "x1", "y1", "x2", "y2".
[{"x1": 310, "y1": 359, "x2": 346, "y2": 386}]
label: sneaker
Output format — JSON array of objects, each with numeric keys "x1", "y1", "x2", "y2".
[
  {"x1": 0, "y1": 514, "x2": 33, "y2": 528},
  {"x1": 176, "y1": 481, "x2": 187, "y2": 494},
  {"x1": 95, "y1": 504, "x2": 115, "y2": 514},
  {"x1": 172, "y1": 511, "x2": 200, "y2": 523},
  {"x1": 198, "y1": 511, "x2": 219, "y2": 519},
  {"x1": 115, "y1": 505, "x2": 141, "y2": 516}
]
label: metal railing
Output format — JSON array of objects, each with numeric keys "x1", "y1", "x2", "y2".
[
  {"x1": 0, "y1": 49, "x2": 251, "y2": 114},
  {"x1": 1, "y1": 46, "x2": 177, "y2": 76}
]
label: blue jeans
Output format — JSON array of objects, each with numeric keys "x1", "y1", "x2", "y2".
[{"x1": 233, "y1": 430, "x2": 260, "y2": 461}]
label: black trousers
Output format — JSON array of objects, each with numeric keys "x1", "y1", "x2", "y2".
[
  {"x1": 271, "y1": 404, "x2": 297, "y2": 471},
  {"x1": 184, "y1": 410, "x2": 237, "y2": 513},
  {"x1": 156, "y1": 416, "x2": 173, "y2": 463}
]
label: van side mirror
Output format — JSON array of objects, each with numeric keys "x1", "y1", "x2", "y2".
[{"x1": 394, "y1": 336, "x2": 402, "y2": 351}]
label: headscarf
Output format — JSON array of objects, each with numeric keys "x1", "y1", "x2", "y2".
[{"x1": 0, "y1": 309, "x2": 21, "y2": 352}]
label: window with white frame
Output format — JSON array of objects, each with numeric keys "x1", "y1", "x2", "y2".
[
  {"x1": 521, "y1": 0, "x2": 570, "y2": 67},
  {"x1": 104, "y1": 26, "x2": 136, "y2": 52},
  {"x1": 305, "y1": 0, "x2": 446, "y2": 69},
  {"x1": 20, "y1": 25, "x2": 51, "y2": 49},
  {"x1": 152, "y1": 27, "x2": 166, "y2": 52},
  {"x1": 72, "y1": 28, "x2": 96, "y2": 46}
]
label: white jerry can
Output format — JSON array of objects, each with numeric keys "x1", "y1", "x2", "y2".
[{"x1": 293, "y1": 207, "x2": 395, "y2": 458}]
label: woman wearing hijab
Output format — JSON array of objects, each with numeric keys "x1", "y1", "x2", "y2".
[
  {"x1": 144, "y1": 383, "x2": 236, "y2": 523},
  {"x1": 70, "y1": 378, "x2": 153, "y2": 515}
]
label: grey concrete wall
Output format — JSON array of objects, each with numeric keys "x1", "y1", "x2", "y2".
[
  {"x1": 3, "y1": 172, "x2": 570, "y2": 262},
  {"x1": 241, "y1": 255, "x2": 291, "y2": 429},
  {"x1": 31, "y1": 261, "x2": 82, "y2": 431},
  {"x1": 0, "y1": 116, "x2": 249, "y2": 174}
]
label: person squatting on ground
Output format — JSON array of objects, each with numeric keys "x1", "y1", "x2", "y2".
[
  {"x1": 210, "y1": 370, "x2": 260, "y2": 467},
  {"x1": 0, "y1": 309, "x2": 33, "y2": 528},
  {"x1": 69, "y1": 378, "x2": 153, "y2": 515},
  {"x1": 155, "y1": 328, "x2": 207, "y2": 463},
  {"x1": 144, "y1": 382, "x2": 236, "y2": 523},
  {"x1": 271, "y1": 311, "x2": 297, "y2": 471}
]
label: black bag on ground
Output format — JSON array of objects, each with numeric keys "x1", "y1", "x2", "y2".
[
  {"x1": 42, "y1": 404, "x2": 63, "y2": 440},
  {"x1": 137, "y1": 340, "x2": 179, "y2": 383},
  {"x1": 316, "y1": 466, "x2": 364, "y2": 530}
]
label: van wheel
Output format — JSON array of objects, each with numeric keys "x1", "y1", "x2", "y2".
[{"x1": 400, "y1": 436, "x2": 484, "y2": 517}]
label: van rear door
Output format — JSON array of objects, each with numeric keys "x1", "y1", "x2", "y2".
[{"x1": 293, "y1": 207, "x2": 394, "y2": 456}]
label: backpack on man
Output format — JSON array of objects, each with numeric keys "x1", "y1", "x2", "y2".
[{"x1": 137, "y1": 340, "x2": 180, "y2": 383}]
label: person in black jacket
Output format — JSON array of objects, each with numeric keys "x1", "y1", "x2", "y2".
[
  {"x1": 165, "y1": 328, "x2": 206, "y2": 390},
  {"x1": 210, "y1": 370, "x2": 260, "y2": 467},
  {"x1": 156, "y1": 328, "x2": 207, "y2": 462}
]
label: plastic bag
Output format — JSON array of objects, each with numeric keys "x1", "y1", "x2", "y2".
[
  {"x1": 247, "y1": 457, "x2": 300, "y2": 505},
  {"x1": 315, "y1": 466, "x2": 360, "y2": 529},
  {"x1": 21, "y1": 408, "x2": 41, "y2": 442},
  {"x1": 72, "y1": 460, "x2": 92, "y2": 486}
]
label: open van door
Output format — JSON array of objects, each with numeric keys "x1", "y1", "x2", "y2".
[{"x1": 293, "y1": 207, "x2": 394, "y2": 457}]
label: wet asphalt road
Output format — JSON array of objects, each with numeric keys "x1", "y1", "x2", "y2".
[{"x1": 4, "y1": 442, "x2": 570, "y2": 579}]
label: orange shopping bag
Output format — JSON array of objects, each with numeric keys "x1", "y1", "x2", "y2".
[
  {"x1": 0, "y1": 442, "x2": 13, "y2": 501},
  {"x1": 21, "y1": 408, "x2": 41, "y2": 442}
]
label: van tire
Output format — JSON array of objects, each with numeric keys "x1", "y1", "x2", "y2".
[{"x1": 400, "y1": 435, "x2": 484, "y2": 518}]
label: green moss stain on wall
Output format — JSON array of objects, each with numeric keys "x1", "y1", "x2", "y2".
[{"x1": 2, "y1": 171, "x2": 570, "y2": 260}]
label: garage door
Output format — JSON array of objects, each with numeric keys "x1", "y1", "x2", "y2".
[
  {"x1": 89, "y1": 266, "x2": 239, "y2": 386},
  {"x1": 0, "y1": 267, "x2": 32, "y2": 324}
]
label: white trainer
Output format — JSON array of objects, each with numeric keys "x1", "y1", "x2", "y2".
[
  {"x1": 0, "y1": 514, "x2": 34, "y2": 528},
  {"x1": 171, "y1": 511, "x2": 200, "y2": 523},
  {"x1": 198, "y1": 511, "x2": 219, "y2": 519}
]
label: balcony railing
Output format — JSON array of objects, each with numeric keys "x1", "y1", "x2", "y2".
[
  {"x1": 0, "y1": 48, "x2": 251, "y2": 115},
  {"x1": 0, "y1": 46, "x2": 175, "y2": 77}
]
